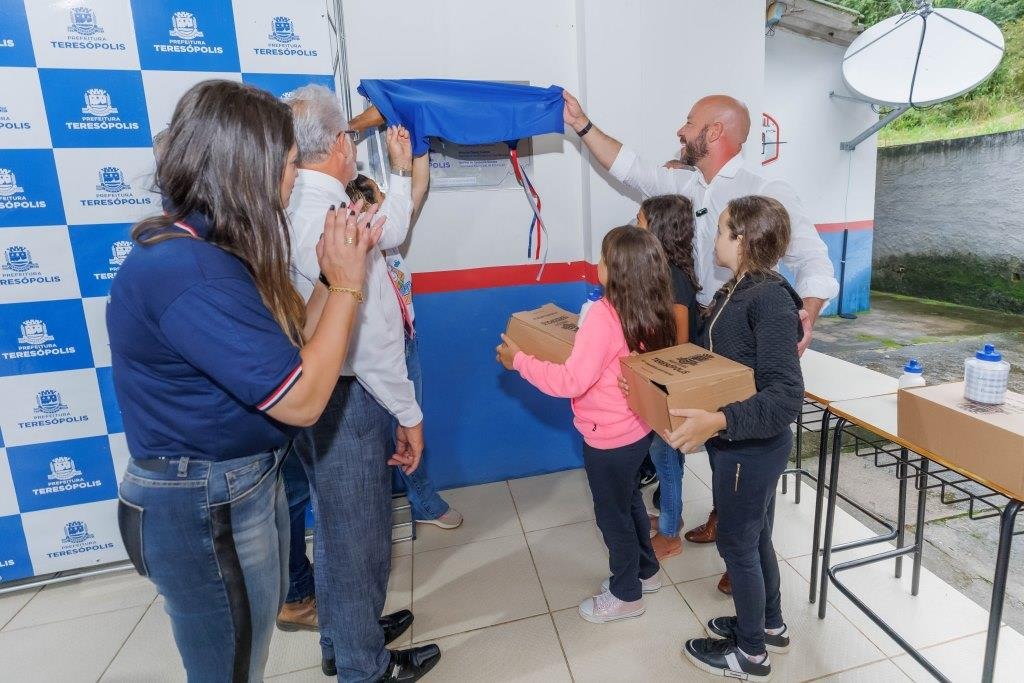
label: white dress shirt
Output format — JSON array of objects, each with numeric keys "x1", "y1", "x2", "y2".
[
  {"x1": 609, "y1": 147, "x2": 839, "y2": 307},
  {"x1": 287, "y1": 168, "x2": 422, "y2": 427}
]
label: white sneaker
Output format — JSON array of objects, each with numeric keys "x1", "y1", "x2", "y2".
[
  {"x1": 578, "y1": 589, "x2": 646, "y2": 623},
  {"x1": 417, "y1": 508, "x2": 463, "y2": 530},
  {"x1": 601, "y1": 574, "x2": 662, "y2": 594}
]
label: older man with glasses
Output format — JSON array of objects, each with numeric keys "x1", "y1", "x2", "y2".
[{"x1": 284, "y1": 84, "x2": 440, "y2": 683}]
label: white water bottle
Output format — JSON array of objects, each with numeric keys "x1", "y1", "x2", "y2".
[
  {"x1": 578, "y1": 286, "x2": 603, "y2": 327},
  {"x1": 964, "y1": 343, "x2": 1010, "y2": 404},
  {"x1": 898, "y1": 359, "x2": 926, "y2": 389}
]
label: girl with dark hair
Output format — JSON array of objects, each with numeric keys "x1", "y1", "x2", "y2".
[
  {"x1": 635, "y1": 194, "x2": 700, "y2": 561},
  {"x1": 666, "y1": 195, "x2": 804, "y2": 682},
  {"x1": 108, "y1": 80, "x2": 386, "y2": 681},
  {"x1": 497, "y1": 226, "x2": 675, "y2": 624}
]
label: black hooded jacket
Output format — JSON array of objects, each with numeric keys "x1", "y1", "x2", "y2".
[{"x1": 698, "y1": 273, "x2": 805, "y2": 442}]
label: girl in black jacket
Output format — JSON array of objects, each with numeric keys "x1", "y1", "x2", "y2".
[{"x1": 666, "y1": 195, "x2": 804, "y2": 682}]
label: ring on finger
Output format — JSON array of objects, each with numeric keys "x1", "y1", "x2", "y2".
[{"x1": 345, "y1": 237, "x2": 355, "y2": 245}]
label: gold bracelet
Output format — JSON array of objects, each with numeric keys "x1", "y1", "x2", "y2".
[{"x1": 328, "y1": 285, "x2": 364, "y2": 303}]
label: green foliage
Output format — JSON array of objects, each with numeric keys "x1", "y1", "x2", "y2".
[{"x1": 831, "y1": 1, "x2": 1024, "y2": 144}]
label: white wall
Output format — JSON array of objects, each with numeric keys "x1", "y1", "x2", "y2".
[
  {"x1": 762, "y1": 28, "x2": 878, "y2": 224},
  {"x1": 342, "y1": 0, "x2": 585, "y2": 274},
  {"x1": 342, "y1": 0, "x2": 767, "y2": 273}
]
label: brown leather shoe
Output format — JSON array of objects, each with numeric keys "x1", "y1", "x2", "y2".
[
  {"x1": 684, "y1": 509, "x2": 718, "y2": 544},
  {"x1": 276, "y1": 596, "x2": 318, "y2": 632},
  {"x1": 717, "y1": 571, "x2": 732, "y2": 595}
]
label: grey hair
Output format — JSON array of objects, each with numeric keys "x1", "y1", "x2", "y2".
[{"x1": 285, "y1": 84, "x2": 346, "y2": 165}]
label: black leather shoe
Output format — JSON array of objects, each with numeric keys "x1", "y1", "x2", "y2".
[
  {"x1": 380, "y1": 644, "x2": 441, "y2": 682},
  {"x1": 380, "y1": 609, "x2": 414, "y2": 645},
  {"x1": 322, "y1": 611, "x2": 417, "y2": 676}
]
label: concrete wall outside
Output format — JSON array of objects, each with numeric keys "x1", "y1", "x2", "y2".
[{"x1": 873, "y1": 129, "x2": 1024, "y2": 313}]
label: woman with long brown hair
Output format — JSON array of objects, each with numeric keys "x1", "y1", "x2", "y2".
[
  {"x1": 497, "y1": 225, "x2": 675, "y2": 623},
  {"x1": 107, "y1": 80, "x2": 387, "y2": 682}
]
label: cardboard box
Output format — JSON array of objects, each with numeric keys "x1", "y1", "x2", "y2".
[
  {"x1": 898, "y1": 382, "x2": 1024, "y2": 500},
  {"x1": 620, "y1": 343, "x2": 756, "y2": 436},
  {"x1": 505, "y1": 304, "x2": 579, "y2": 364}
]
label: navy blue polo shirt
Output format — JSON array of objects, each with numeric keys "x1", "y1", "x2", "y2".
[{"x1": 107, "y1": 211, "x2": 303, "y2": 461}]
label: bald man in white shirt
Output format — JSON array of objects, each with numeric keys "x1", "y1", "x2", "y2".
[{"x1": 564, "y1": 91, "x2": 838, "y2": 595}]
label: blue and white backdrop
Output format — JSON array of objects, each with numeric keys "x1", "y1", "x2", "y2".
[{"x1": 0, "y1": 0, "x2": 339, "y2": 584}]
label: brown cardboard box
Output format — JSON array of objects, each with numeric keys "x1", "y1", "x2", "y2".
[
  {"x1": 620, "y1": 343, "x2": 756, "y2": 436},
  {"x1": 504, "y1": 304, "x2": 579, "y2": 364},
  {"x1": 897, "y1": 382, "x2": 1024, "y2": 500}
]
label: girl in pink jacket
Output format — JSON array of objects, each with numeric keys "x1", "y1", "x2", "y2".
[{"x1": 497, "y1": 225, "x2": 676, "y2": 623}]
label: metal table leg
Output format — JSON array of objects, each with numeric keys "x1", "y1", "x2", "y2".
[
  {"x1": 784, "y1": 410, "x2": 800, "y2": 496},
  {"x1": 911, "y1": 458, "x2": 929, "y2": 596},
  {"x1": 982, "y1": 499, "x2": 1022, "y2": 683},
  {"x1": 794, "y1": 406, "x2": 803, "y2": 503},
  {"x1": 818, "y1": 417, "x2": 846, "y2": 618},
  {"x1": 895, "y1": 447, "x2": 908, "y2": 579},
  {"x1": 809, "y1": 409, "x2": 833, "y2": 604}
]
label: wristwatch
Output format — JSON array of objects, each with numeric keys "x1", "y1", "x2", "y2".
[{"x1": 392, "y1": 167, "x2": 412, "y2": 177}]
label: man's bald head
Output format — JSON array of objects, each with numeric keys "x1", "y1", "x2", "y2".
[{"x1": 692, "y1": 95, "x2": 751, "y2": 149}]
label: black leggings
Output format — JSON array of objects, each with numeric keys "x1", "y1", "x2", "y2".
[
  {"x1": 709, "y1": 431, "x2": 791, "y2": 655},
  {"x1": 583, "y1": 433, "x2": 659, "y2": 602}
]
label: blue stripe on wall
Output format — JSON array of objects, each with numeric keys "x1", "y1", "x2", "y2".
[{"x1": 409, "y1": 281, "x2": 589, "y2": 491}]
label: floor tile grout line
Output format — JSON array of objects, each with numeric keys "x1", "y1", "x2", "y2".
[
  {"x1": 544, "y1": 610, "x2": 577, "y2": 683},
  {"x1": 780, "y1": 553, "x2": 1000, "y2": 659},
  {"x1": 410, "y1": 529, "x2": 528, "y2": 561},
  {"x1": 779, "y1": 554, "x2": 900, "y2": 660},
  {"x1": 798, "y1": 654, "x2": 902, "y2": 682},
  {"x1": 409, "y1": 609, "x2": 554, "y2": 648},
  {"x1": 0, "y1": 587, "x2": 40, "y2": 631},
  {"x1": 0, "y1": 600, "x2": 156, "y2": 634},
  {"x1": 95, "y1": 602, "x2": 151, "y2": 682}
]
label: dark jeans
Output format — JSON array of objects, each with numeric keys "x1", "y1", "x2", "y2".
[
  {"x1": 582, "y1": 433, "x2": 659, "y2": 602},
  {"x1": 118, "y1": 449, "x2": 288, "y2": 682},
  {"x1": 295, "y1": 378, "x2": 393, "y2": 682},
  {"x1": 282, "y1": 447, "x2": 315, "y2": 603},
  {"x1": 710, "y1": 431, "x2": 791, "y2": 655}
]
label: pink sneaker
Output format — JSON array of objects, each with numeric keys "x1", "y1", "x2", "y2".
[
  {"x1": 601, "y1": 574, "x2": 662, "y2": 594},
  {"x1": 578, "y1": 589, "x2": 646, "y2": 623}
]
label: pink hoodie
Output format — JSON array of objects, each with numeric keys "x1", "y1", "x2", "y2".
[{"x1": 513, "y1": 298, "x2": 651, "y2": 449}]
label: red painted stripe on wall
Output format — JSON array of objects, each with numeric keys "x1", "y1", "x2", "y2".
[
  {"x1": 413, "y1": 221, "x2": 872, "y2": 294},
  {"x1": 815, "y1": 219, "x2": 874, "y2": 233},
  {"x1": 413, "y1": 261, "x2": 593, "y2": 294}
]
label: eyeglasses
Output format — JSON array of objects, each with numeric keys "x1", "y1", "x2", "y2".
[{"x1": 339, "y1": 130, "x2": 360, "y2": 142}]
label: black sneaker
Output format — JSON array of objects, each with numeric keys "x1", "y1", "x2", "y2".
[
  {"x1": 706, "y1": 616, "x2": 790, "y2": 653},
  {"x1": 683, "y1": 637, "x2": 771, "y2": 682}
]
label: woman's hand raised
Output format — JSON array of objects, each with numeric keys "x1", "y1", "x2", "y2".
[{"x1": 316, "y1": 199, "x2": 385, "y2": 290}]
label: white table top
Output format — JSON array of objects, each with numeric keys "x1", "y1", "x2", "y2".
[
  {"x1": 827, "y1": 393, "x2": 1020, "y2": 501},
  {"x1": 801, "y1": 349, "x2": 900, "y2": 404},
  {"x1": 828, "y1": 394, "x2": 899, "y2": 440}
]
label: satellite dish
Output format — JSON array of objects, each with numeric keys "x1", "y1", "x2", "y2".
[{"x1": 842, "y1": 1, "x2": 1004, "y2": 107}]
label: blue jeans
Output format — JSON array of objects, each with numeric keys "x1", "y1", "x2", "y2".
[
  {"x1": 649, "y1": 434, "x2": 685, "y2": 538},
  {"x1": 394, "y1": 335, "x2": 450, "y2": 521},
  {"x1": 295, "y1": 378, "x2": 393, "y2": 682},
  {"x1": 710, "y1": 431, "x2": 791, "y2": 655},
  {"x1": 282, "y1": 447, "x2": 315, "y2": 603},
  {"x1": 117, "y1": 449, "x2": 288, "y2": 682}
]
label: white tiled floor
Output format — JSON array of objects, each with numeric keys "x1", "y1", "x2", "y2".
[{"x1": 2, "y1": 466, "x2": 1022, "y2": 682}]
